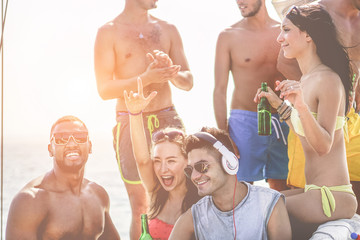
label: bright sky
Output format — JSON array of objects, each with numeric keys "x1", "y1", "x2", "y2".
[{"x1": 3, "y1": 0, "x2": 280, "y2": 141}]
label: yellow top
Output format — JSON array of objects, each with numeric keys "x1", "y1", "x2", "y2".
[{"x1": 290, "y1": 108, "x2": 346, "y2": 137}]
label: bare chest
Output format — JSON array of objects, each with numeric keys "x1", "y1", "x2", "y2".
[
  {"x1": 229, "y1": 31, "x2": 280, "y2": 68},
  {"x1": 40, "y1": 194, "x2": 105, "y2": 240},
  {"x1": 334, "y1": 17, "x2": 360, "y2": 62},
  {"x1": 113, "y1": 24, "x2": 171, "y2": 76}
]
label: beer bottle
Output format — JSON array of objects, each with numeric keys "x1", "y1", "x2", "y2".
[
  {"x1": 258, "y1": 82, "x2": 272, "y2": 136},
  {"x1": 139, "y1": 214, "x2": 153, "y2": 240}
]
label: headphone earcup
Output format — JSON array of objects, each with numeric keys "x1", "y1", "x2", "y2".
[
  {"x1": 194, "y1": 132, "x2": 239, "y2": 175},
  {"x1": 218, "y1": 146, "x2": 239, "y2": 175}
]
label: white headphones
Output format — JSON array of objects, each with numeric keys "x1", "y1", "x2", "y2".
[{"x1": 194, "y1": 132, "x2": 239, "y2": 175}]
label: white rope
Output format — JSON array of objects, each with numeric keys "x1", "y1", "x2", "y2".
[{"x1": 271, "y1": 116, "x2": 287, "y2": 145}]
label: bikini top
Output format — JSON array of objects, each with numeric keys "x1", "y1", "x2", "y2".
[
  {"x1": 148, "y1": 217, "x2": 174, "y2": 240},
  {"x1": 290, "y1": 108, "x2": 346, "y2": 137}
]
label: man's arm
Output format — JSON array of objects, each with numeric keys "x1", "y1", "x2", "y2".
[
  {"x1": 6, "y1": 190, "x2": 47, "y2": 240},
  {"x1": 168, "y1": 209, "x2": 195, "y2": 240},
  {"x1": 353, "y1": 68, "x2": 360, "y2": 112},
  {"x1": 168, "y1": 24, "x2": 193, "y2": 91},
  {"x1": 94, "y1": 25, "x2": 138, "y2": 100},
  {"x1": 99, "y1": 211, "x2": 120, "y2": 240},
  {"x1": 214, "y1": 31, "x2": 231, "y2": 131},
  {"x1": 355, "y1": 82, "x2": 360, "y2": 112},
  {"x1": 267, "y1": 196, "x2": 291, "y2": 240},
  {"x1": 276, "y1": 48, "x2": 302, "y2": 81},
  {"x1": 97, "y1": 186, "x2": 120, "y2": 240}
]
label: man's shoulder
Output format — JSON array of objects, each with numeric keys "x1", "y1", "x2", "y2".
[
  {"x1": 248, "y1": 184, "x2": 282, "y2": 199},
  {"x1": 217, "y1": 19, "x2": 280, "y2": 40},
  {"x1": 149, "y1": 15, "x2": 179, "y2": 33},
  {"x1": 17, "y1": 174, "x2": 50, "y2": 199},
  {"x1": 192, "y1": 196, "x2": 210, "y2": 208},
  {"x1": 84, "y1": 179, "x2": 110, "y2": 203},
  {"x1": 219, "y1": 21, "x2": 247, "y2": 36},
  {"x1": 97, "y1": 20, "x2": 118, "y2": 36},
  {"x1": 86, "y1": 179, "x2": 107, "y2": 193},
  {"x1": 10, "y1": 179, "x2": 50, "y2": 214},
  {"x1": 216, "y1": 26, "x2": 244, "y2": 46}
]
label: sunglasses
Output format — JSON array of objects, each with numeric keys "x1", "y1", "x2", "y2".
[
  {"x1": 286, "y1": 5, "x2": 300, "y2": 17},
  {"x1": 184, "y1": 161, "x2": 210, "y2": 179},
  {"x1": 152, "y1": 130, "x2": 184, "y2": 143},
  {"x1": 51, "y1": 132, "x2": 89, "y2": 145}
]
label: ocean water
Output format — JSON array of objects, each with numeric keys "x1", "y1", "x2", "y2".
[{"x1": 0, "y1": 135, "x2": 268, "y2": 240}]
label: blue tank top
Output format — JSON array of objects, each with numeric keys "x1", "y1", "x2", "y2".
[{"x1": 191, "y1": 182, "x2": 283, "y2": 240}]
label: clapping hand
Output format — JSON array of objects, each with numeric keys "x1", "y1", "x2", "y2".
[
  {"x1": 144, "y1": 50, "x2": 180, "y2": 84},
  {"x1": 124, "y1": 77, "x2": 157, "y2": 114},
  {"x1": 152, "y1": 50, "x2": 173, "y2": 67}
]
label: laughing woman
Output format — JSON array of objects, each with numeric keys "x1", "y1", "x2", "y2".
[
  {"x1": 124, "y1": 78, "x2": 200, "y2": 240},
  {"x1": 255, "y1": 4, "x2": 357, "y2": 238}
]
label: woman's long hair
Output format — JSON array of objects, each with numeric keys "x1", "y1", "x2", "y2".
[
  {"x1": 147, "y1": 129, "x2": 200, "y2": 219},
  {"x1": 286, "y1": 4, "x2": 353, "y2": 113}
]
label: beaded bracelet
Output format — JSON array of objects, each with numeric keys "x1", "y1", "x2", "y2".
[
  {"x1": 277, "y1": 101, "x2": 292, "y2": 122},
  {"x1": 277, "y1": 101, "x2": 288, "y2": 115},
  {"x1": 280, "y1": 107, "x2": 292, "y2": 121},
  {"x1": 281, "y1": 113, "x2": 291, "y2": 122},
  {"x1": 128, "y1": 110, "x2": 143, "y2": 116}
]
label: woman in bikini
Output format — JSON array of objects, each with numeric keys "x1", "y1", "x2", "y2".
[
  {"x1": 124, "y1": 78, "x2": 200, "y2": 240},
  {"x1": 255, "y1": 4, "x2": 357, "y2": 238}
]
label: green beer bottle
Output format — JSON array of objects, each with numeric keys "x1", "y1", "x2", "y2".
[
  {"x1": 258, "y1": 82, "x2": 272, "y2": 136},
  {"x1": 139, "y1": 214, "x2": 153, "y2": 240}
]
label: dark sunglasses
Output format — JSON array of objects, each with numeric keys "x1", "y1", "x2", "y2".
[
  {"x1": 152, "y1": 130, "x2": 184, "y2": 143},
  {"x1": 51, "y1": 132, "x2": 89, "y2": 145},
  {"x1": 184, "y1": 161, "x2": 210, "y2": 179}
]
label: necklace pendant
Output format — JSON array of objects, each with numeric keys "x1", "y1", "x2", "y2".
[{"x1": 139, "y1": 32, "x2": 144, "y2": 39}]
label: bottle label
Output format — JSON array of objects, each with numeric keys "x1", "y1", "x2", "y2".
[{"x1": 258, "y1": 109, "x2": 272, "y2": 136}]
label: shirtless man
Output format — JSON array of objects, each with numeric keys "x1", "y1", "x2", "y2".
[
  {"x1": 276, "y1": 0, "x2": 360, "y2": 214},
  {"x1": 320, "y1": 0, "x2": 360, "y2": 110},
  {"x1": 94, "y1": 0, "x2": 193, "y2": 238},
  {"x1": 6, "y1": 115, "x2": 120, "y2": 240},
  {"x1": 214, "y1": 0, "x2": 290, "y2": 191}
]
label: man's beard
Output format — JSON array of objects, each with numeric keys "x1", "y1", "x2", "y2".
[
  {"x1": 242, "y1": 0, "x2": 262, "y2": 17},
  {"x1": 56, "y1": 158, "x2": 84, "y2": 174}
]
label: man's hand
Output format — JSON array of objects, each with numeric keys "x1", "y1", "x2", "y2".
[
  {"x1": 152, "y1": 50, "x2": 173, "y2": 67},
  {"x1": 142, "y1": 52, "x2": 180, "y2": 85}
]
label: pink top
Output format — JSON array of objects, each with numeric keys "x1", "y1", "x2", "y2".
[{"x1": 149, "y1": 217, "x2": 174, "y2": 240}]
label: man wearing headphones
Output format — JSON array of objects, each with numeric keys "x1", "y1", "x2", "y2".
[{"x1": 169, "y1": 127, "x2": 291, "y2": 240}]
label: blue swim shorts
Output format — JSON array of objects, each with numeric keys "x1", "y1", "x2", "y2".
[{"x1": 229, "y1": 109, "x2": 289, "y2": 182}]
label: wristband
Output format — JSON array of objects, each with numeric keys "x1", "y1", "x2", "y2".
[{"x1": 128, "y1": 110, "x2": 142, "y2": 116}]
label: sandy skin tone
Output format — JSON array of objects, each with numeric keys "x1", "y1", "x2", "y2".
[
  {"x1": 124, "y1": 78, "x2": 189, "y2": 228},
  {"x1": 94, "y1": 0, "x2": 193, "y2": 238},
  {"x1": 255, "y1": 17, "x2": 357, "y2": 237},
  {"x1": 6, "y1": 120, "x2": 120, "y2": 240},
  {"x1": 213, "y1": 0, "x2": 291, "y2": 191},
  {"x1": 168, "y1": 147, "x2": 291, "y2": 240}
]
